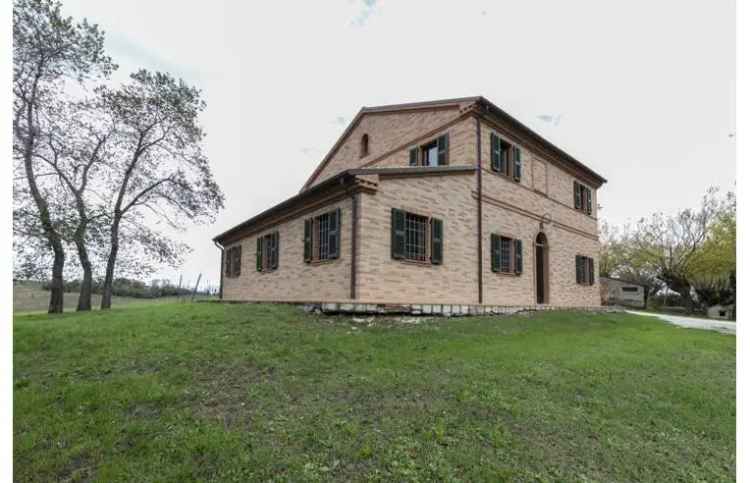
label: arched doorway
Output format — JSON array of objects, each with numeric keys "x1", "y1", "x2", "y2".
[{"x1": 535, "y1": 232, "x2": 548, "y2": 304}]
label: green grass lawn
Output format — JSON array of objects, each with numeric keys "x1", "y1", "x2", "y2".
[
  {"x1": 13, "y1": 304, "x2": 735, "y2": 482},
  {"x1": 13, "y1": 281, "x2": 215, "y2": 313}
]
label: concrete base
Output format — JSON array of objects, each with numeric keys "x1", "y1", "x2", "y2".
[{"x1": 305, "y1": 302, "x2": 619, "y2": 317}]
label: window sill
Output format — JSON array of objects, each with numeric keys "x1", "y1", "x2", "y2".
[
  {"x1": 491, "y1": 270, "x2": 521, "y2": 277},
  {"x1": 393, "y1": 257, "x2": 437, "y2": 268},
  {"x1": 306, "y1": 258, "x2": 339, "y2": 266}
]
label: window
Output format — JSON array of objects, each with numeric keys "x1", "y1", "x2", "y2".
[
  {"x1": 622, "y1": 286, "x2": 638, "y2": 293},
  {"x1": 391, "y1": 208, "x2": 443, "y2": 264},
  {"x1": 304, "y1": 209, "x2": 341, "y2": 263},
  {"x1": 490, "y1": 234, "x2": 523, "y2": 274},
  {"x1": 409, "y1": 134, "x2": 449, "y2": 167},
  {"x1": 573, "y1": 181, "x2": 593, "y2": 215},
  {"x1": 490, "y1": 132, "x2": 521, "y2": 182},
  {"x1": 360, "y1": 134, "x2": 369, "y2": 158},
  {"x1": 575, "y1": 255, "x2": 595, "y2": 285},
  {"x1": 224, "y1": 245, "x2": 242, "y2": 278},
  {"x1": 256, "y1": 232, "x2": 279, "y2": 272}
]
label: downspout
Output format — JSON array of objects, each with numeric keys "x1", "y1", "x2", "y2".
[
  {"x1": 350, "y1": 190, "x2": 358, "y2": 299},
  {"x1": 476, "y1": 115, "x2": 483, "y2": 304},
  {"x1": 213, "y1": 240, "x2": 224, "y2": 300}
]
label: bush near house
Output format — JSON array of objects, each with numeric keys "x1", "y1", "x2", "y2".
[{"x1": 14, "y1": 304, "x2": 735, "y2": 482}]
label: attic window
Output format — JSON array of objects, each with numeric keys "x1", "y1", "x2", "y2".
[{"x1": 360, "y1": 134, "x2": 369, "y2": 158}]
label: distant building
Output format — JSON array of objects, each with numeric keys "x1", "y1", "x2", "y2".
[
  {"x1": 600, "y1": 277, "x2": 646, "y2": 308},
  {"x1": 707, "y1": 304, "x2": 734, "y2": 320}
]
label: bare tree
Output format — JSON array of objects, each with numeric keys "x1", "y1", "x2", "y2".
[
  {"x1": 35, "y1": 99, "x2": 114, "y2": 310},
  {"x1": 97, "y1": 70, "x2": 224, "y2": 309},
  {"x1": 13, "y1": 0, "x2": 115, "y2": 312}
]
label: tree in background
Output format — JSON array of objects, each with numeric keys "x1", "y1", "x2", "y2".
[
  {"x1": 601, "y1": 187, "x2": 734, "y2": 312},
  {"x1": 13, "y1": 0, "x2": 115, "y2": 312},
  {"x1": 687, "y1": 192, "x2": 736, "y2": 310},
  {"x1": 97, "y1": 70, "x2": 224, "y2": 309}
]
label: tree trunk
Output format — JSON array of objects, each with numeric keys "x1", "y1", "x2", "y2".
[
  {"x1": 74, "y1": 236, "x2": 93, "y2": 311},
  {"x1": 48, "y1": 241, "x2": 65, "y2": 313},
  {"x1": 100, "y1": 218, "x2": 120, "y2": 310},
  {"x1": 20, "y1": 77, "x2": 66, "y2": 313}
]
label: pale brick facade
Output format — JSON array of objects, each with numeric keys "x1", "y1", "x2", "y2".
[{"x1": 216, "y1": 97, "x2": 606, "y2": 308}]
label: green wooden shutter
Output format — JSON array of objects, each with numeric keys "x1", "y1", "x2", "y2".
[
  {"x1": 514, "y1": 239, "x2": 523, "y2": 274},
  {"x1": 225, "y1": 247, "x2": 233, "y2": 277},
  {"x1": 271, "y1": 231, "x2": 279, "y2": 269},
  {"x1": 233, "y1": 244, "x2": 242, "y2": 277},
  {"x1": 430, "y1": 218, "x2": 443, "y2": 265},
  {"x1": 586, "y1": 188, "x2": 592, "y2": 215},
  {"x1": 409, "y1": 147, "x2": 419, "y2": 166},
  {"x1": 328, "y1": 209, "x2": 341, "y2": 259},
  {"x1": 491, "y1": 234, "x2": 500, "y2": 272},
  {"x1": 587, "y1": 257, "x2": 594, "y2": 285},
  {"x1": 574, "y1": 181, "x2": 581, "y2": 209},
  {"x1": 490, "y1": 133, "x2": 499, "y2": 171},
  {"x1": 437, "y1": 134, "x2": 449, "y2": 165},
  {"x1": 575, "y1": 255, "x2": 582, "y2": 284},
  {"x1": 513, "y1": 147, "x2": 522, "y2": 182},
  {"x1": 391, "y1": 208, "x2": 406, "y2": 259},
  {"x1": 304, "y1": 218, "x2": 312, "y2": 262},
  {"x1": 256, "y1": 238, "x2": 263, "y2": 272}
]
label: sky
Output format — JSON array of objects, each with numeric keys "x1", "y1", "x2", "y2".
[{"x1": 60, "y1": 0, "x2": 736, "y2": 290}]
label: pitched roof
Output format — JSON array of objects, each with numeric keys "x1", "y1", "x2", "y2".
[{"x1": 300, "y1": 96, "x2": 606, "y2": 192}]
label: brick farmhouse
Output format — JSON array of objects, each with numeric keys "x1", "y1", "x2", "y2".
[{"x1": 213, "y1": 96, "x2": 606, "y2": 309}]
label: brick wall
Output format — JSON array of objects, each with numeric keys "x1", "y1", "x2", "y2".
[
  {"x1": 308, "y1": 108, "x2": 464, "y2": 188},
  {"x1": 222, "y1": 198, "x2": 354, "y2": 303},
  {"x1": 356, "y1": 173, "x2": 479, "y2": 304}
]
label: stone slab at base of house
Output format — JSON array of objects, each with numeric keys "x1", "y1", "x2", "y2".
[
  {"x1": 309, "y1": 302, "x2": 618, "y2": 316},
  {"x1": 209, "y1": 299, "x2": 618, "y2": 316}
]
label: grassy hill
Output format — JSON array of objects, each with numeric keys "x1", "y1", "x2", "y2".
[
  {"x1": 13, "y1": 304, "x2": 735, "y2": 481},
  {"x1": 13, "y1": 281, "x2": 211, "y2": 313}
]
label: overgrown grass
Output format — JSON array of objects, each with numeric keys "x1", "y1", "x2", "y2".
[{"x1": 14, "y1": 303, "x2": 735, "y2": 481}]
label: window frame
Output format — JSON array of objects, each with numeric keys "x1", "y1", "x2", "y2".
[
  {"x1": 256, "y1": 232, "x2": 279, "y2": 273},
  {"x1": 491, "y1": 233, "x2": 523, "y2": 276},
  {"x1": 305, "y1": 209, "x2": 341, "y2": 264},
  {"x1": 490, "y1": 132, "x2": 522, "y2": 183},
  {"x1": 391, "y1": 208, "x2": 443, "y2": 265},
  {"x1": 224, "y1": 245, "x2": 242, "y2": 278},
  {"x1": 575, "y1": 255, "x2": 595, "y2": 286},
  {"x1": 409, "y1": 133, "x2": 449, "y2": 167},
  {"x1": 573, "y1": 181, "x2": 593, "y2": 215}
]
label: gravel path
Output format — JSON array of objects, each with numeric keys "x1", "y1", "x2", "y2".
[{"x1": 626, "y1": 311, "x2": 736, "y2": 335}]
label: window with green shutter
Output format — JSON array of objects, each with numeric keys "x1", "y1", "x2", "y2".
[
  {"x1": 490, "y1": 132, "x2": 519, "y2": 180},
  {"x1": 574, "y1": 181, "x2": 593, "y2": 215},
  {"x1": 232, "y1": 245, "x2": 242, "y2": 277},
  {"x1": 513, "y1": 146, "x2": 522, "y2": 182},
  {"x1": 514, "y1": 239, "x2": 523, "y2": 274},
  {"x1": 408, "y1": 133, "x2": 450, "y2": 167},
  {"x1": 391, "y1": 208, "x2": 406, "y2": 259},
  {"x1": 391, "y1": 208, "x2": 443, "y2": 264},
  {"x1": 576, "y1": 255, "x2": 595, "y2": 285},
  {"x1": 430, "y1": 218, "x2": 443, "y2": 265},
  {"x1": 304, "y1": 218, "x2": 312, "y2": 262},
  {"x1": 491, "y1": 233, "x2": 523, "y2": 275},
  {"x1": 256, "y1": 232, "x2": 280, "y2": 272},
  {"x1": 490, "y1": 234, "x2": 501, "y2": 272},
  {"x1": 490, "y1": 133, "x2": 500, "y2": 171},
  {"x1": 305, "y1": 210, "x2": 342, "y2": 263},
  {"x1": 225, "y1": 247, "x2": 233, "y2": 277}
]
